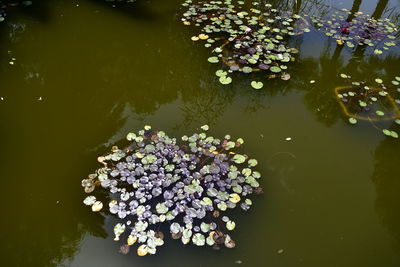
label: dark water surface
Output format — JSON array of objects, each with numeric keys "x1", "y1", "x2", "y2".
[{"x1": 0, "y1": 0, "x2": 399, "y2": 266}]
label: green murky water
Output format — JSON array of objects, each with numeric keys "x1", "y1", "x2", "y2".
[{"x1": 0, "y1": 0, "x2": 399, "y2": 266}]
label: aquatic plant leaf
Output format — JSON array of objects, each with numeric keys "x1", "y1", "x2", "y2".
[
  {"x1": 137, "y1": 245, "x2": 149, "y2": 256},
  {"x1": 233, "y1": 154, "x2": 246, "y2": 164},
  {"x1": 229, "y1": 193, "x2": 241, "y2": 204},
  {"x1": 251, "y1": 81, "x2": 263, "y2": 89},
  {"x1": 348, "y1": 118, "x2": 357, "y2": 124},
  {"x1": 192, "y1": 233, "x2": 205, "y2": 246},
  {"x1": 91, "y1": 201, "x2": 103, "y2": 212},
  {"x1": 248, "y1": 159, "x2": 258, "y2": 167},
  {"x1": 219, "y1": 76, "x2": 232, "y2": 85},
  {"x1": 208, "y1": 57, "x2": 219, "y2": 63},
  {"x1": 113, "y1": 223, "x2": 126, "y2": 241},
  {"x1": 83, "y1": 196, "x2": 96, "y2": 206},
  {"x1": 270, "y1": 66, "x2": 281, "y2": 73},
  {"x1": 216, "y1": 70, "x2": 227, "y2": 77},
  {"x1": 226, "y1": 221, "x2": 236, "y2": 231}
]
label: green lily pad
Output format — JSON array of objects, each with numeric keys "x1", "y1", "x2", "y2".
[
  {"x1": 270, "y1": 66, "x2": 281, "y2": 73},
  {"x1": 348, "y1": 118, "x2": 357, "y2": 124},
  {"x1": 390, "y1": 131, "x2": 399, "y2": 138},
  {"x1": 226, "y1": 221, "x2": 236, "y2": 231},
  {"x1": 233, "y1": 154, "x2": 246, "y2": 164},
  {"x1": 251, "y1": 81, "x2": 263, "y2": 89},
  {"x1": 192, "y1": 233, "x2": 205, "y2": 246},
  {"x1": 242, "y1": 66, "x2": 253, "y2": 73},
  {"x1": 219, "y1": 76, "x2": 232, "y2": 85},
  {"x1": 248, "y1": 159, "x2": 258, "y2": 167},
  {"x1": 359, "y1": 101, "x2": 367, "y2": 107},
  {"x1": 208, "y1": 57, "x2": 219, "y2": 63},
  {"x1": 217, "y1": 202, "x2": 227, "y2": 211},
  {"x1": 216, "y1": 70, "x2": 227, "y2": 77}
]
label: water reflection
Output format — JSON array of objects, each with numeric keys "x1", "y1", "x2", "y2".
[{"x1": 372, "y1": 128, "x2": 400, "y2": 247}]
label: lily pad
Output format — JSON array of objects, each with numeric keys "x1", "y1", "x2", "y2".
[
  {"x1": 270, "y1": 66, "x2": 281, "y2": 73},
  {"x1": 219, "y1": 76, "x2": 232, "y2": 85},
  {"x1": 251, "y1": 81, "x2": 264, "y2": 89},
  {"x1": 348, "y1": 118, "x2": 357, "y2": 124},
  {"x1": 208, "y1": 57, "x2": 219, "y2": 63}
]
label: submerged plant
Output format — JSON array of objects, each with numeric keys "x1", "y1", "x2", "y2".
[
  {"x1": 336, "y1": 74, "x2": 400, "y2": 138},
  {"x1": 82, "y1": 125, "x2": 263, "y2": 256},
  {"x1": 310, "y1": 9, "x2": 399, "y2": 53},
  {"x1": 180, "y1": 0, "x2": 309, "y2": 88}
]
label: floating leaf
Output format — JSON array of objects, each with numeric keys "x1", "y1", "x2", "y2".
[
  {"x1": 248, "y1": 159, "x2": 258, "y2": 167},
  {"x1": 192, "y1": 233, "x2": 205, "y2": 246},
  {"x1": 91, "y1": 201, "x2": 103, "y2": 212},
  {"x1": 208, "y1": 57, "x2": 219, "y2": 63},
  {"x1": 242, "y1": 66, "x2": 253, "y2": 73},
  {"x1": 390, "y1": 131, "x2": 399, "y2": 138},
  {"x1": 216, "y1": 70, "x2": 227, "y2": 77},
  {"x1": 348, "y1": 118, "x2": 357, "y2": 124},
  {"x1": 127, "y1": 235, "x2": 137, "y2": 246},
  {"x1": 270, "y1": 66, "x2": 281, "y2": 73},
  {"x1": 383, "y1": 129, "x2": 391, "y2": 136},
  {"x1": 200, "y1": 125, "x2": 209, "y2": 131},
  {"x1": 233, "y1": 154, "x2": 246, "y2": 164},
  {"x1": 83, "y1": 196, "x2": 96, "y2": 206},
  {"x1": 219, "y1": 76, "x2": 232, "y2": 85},
  {"x1": 113, "y1": 223, "x2": 126, "y2": 241},
  {"x1": 137, "y1": 245, "x2": 149, "y2": 256},
  {"x1": 226, "y1": 221, "x2": 236, "y2": 231},
  {"x1": 251, "y1": 81, "x2": 264, "y2": 89},
  {"x1": 229, "y1": 193, "x2": 241, "y2": 203}
]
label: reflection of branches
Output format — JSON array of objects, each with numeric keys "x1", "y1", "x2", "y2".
[
  {"x1": 372, "y1": 130, "x2": 400, "y2": 247},
  {"x1": 179, "y1": 82, "x2": 235, "y2": 128},
  {"x1": 269, "y1": 0, "x2": 332, "y2": 16},
  {"x1": 297, "y1": 0, "x2": 332, "y2": 16}
]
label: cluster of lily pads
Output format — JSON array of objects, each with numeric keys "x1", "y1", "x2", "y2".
[
  {"x1": 336, "y1": 74, "x2": 400, "y2": 138},
  {"x1": 181, "y1": 0, "x2": 310, "y2": 89},
  {"x1": 82, "y1": 125, "x2": 262, "y2": 256},
  {"x1": 310, "y1": 9, "x2": 398, "y2": 54}
]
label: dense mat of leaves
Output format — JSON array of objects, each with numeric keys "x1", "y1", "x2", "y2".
[{"x1": 82, "y1": 125, "x2": 262, "y2": 256}]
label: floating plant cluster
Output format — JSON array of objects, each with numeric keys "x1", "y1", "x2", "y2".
[
  {"x1": 310, "y1": 9, "x2": 399, "y2": 54},
  {"x1": 180, "y1": 0, "x2": 310, "y2": 89},
  {"x1": 336, "y1": 74, "x2": 400, "y2": 138},
  {"x1": 82, "y1": 125, "x2": 262, "y2": 256}
]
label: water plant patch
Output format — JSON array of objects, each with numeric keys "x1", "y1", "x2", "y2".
[
  {"x1": 82, "y1": 125, "x2": 263, "y2": 256},
  {"x1": 180, "y1": 0, "x2": 310, "y2": 88},
  {"x1": 336, "y1": 74, "x2": 400, "y2": 138},
  {"x1": 310, "y1": 9, "x2": 399, "y2": 54}
]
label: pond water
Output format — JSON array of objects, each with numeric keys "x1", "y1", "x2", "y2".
[{"x1": 0, "y1": 0, "x2": 399, "y2": 266}]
